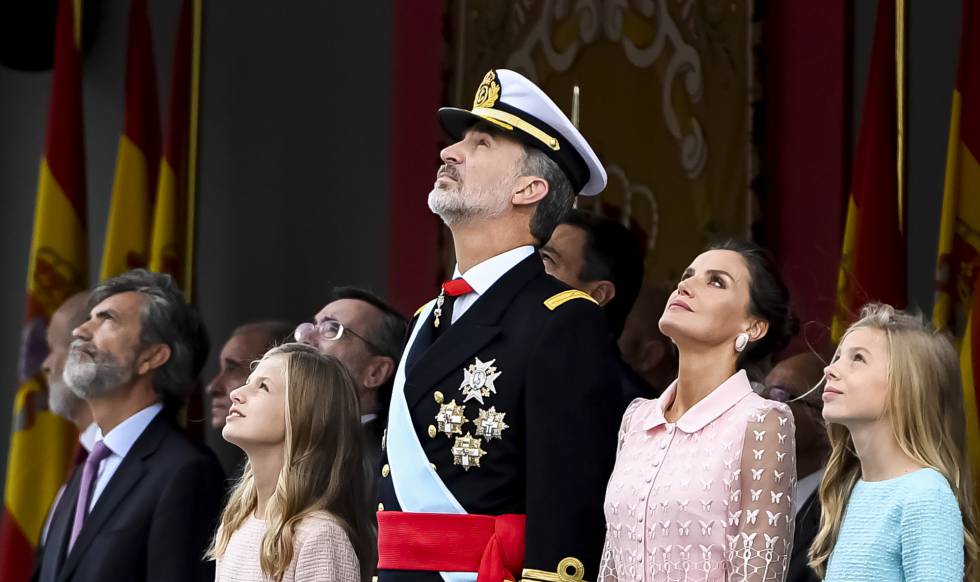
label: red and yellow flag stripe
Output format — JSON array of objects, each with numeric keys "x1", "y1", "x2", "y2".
[
  {"x1": 933, "y1": 0, "x2": 980, "y2": 501},
  {"x1": 150, "y1": 0, "x2": 201, "y2": 297},
  {"x1": 831, "y1": 0, "x2": 907, "y2": 341},
  {"x1": 0, "y1": 0, "x2": 88, "y2": 579},
  {"x1": 99, "y1": 0, "x2": 161, "y2": 280}
]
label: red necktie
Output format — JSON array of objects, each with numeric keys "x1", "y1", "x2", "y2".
[{"x1": 442, "y1": 278, "x2": 474, "y2": 297}]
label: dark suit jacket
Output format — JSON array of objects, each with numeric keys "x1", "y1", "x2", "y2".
[
  {"x1": 787, "y1": 489, "x2": 822, "y2": 582},
  {"x1": 32, "y1": 412, "x2": 224, "y2": 582},
  {"x1": 377, "y1": 254, "x2": 622, "y2": 581}
]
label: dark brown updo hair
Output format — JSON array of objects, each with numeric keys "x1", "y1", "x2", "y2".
[{"x1": 709, "y1": 239, "x2": 798, "y2": 380}]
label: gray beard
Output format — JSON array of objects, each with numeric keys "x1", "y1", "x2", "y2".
[
  {"x1": 427, "y1": 184, "x2": 510, "y2": 226},
  {"x1": 64, "y1": 344, "x2": 134, "y2": 399},
  {"x1": 47, "y1": 376, "x2": 85, "y2": 419}
]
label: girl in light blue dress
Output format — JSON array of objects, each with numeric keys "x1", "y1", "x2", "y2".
[{"x1": 808, "y1": 303, "x2": 978, "y2": 581}]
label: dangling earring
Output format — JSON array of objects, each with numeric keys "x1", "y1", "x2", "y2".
[{"x1": 734, "y1": 332, "x2": 750, "y2": 353}]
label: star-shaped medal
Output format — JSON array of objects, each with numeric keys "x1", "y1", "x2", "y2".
[
  {"x1": 435, "y1": 399, "x2": 467, "y2": 437},
  {"x1": 459, "y1": 357, "x2": 502, "y2": 405},
  {"x1": 474, "y1": 406, "x2": 508, "y2": 441},
  {"x1": 451, "y1": 432, "x2": 487, "y2": 471}
]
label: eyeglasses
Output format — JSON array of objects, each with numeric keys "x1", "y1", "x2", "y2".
[
  {"x1": 755, "y1": 383, "x2": 823, "y2": 410},
  {"x1": 294, "y1": 319, "x2": 383, "y2": 354}
]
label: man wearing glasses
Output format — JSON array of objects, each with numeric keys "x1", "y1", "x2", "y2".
[
  {"x1": 759, "y1": 352, "x2": 829, "y2": 582},
  {"x1": 295, "y1": 286, "x2": 407, "y2": 477}
]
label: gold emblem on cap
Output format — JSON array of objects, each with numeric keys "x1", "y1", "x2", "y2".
[
  {"x1": 451, "y1": 432, "x2": 487, "y2": 471},
  {"x1": 435, "y1": 399, "x2": 468, "y2": 437},
  {"x1": 473, "y1": 70, "x2": 501, "y2": 110}
]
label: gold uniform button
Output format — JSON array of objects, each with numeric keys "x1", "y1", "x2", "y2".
[
  {"x1": 430, "y1": 463, "x2": 437, "y2": 470},
  {"x1": 427, "y1": 425, "x2": 437, "y2": 438},
  {"x1": 434, "y1": 391, "x2": 444, "y2": 404},
  {"x1": 377, "y1": 503, "x2": 384, "y2": 511},
  {"x1": 382, "y1": 464, "x2": 390, "y2": 478}
]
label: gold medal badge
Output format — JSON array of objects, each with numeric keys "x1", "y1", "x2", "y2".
[{"x1": 459, "y1": 357, "x2": 502, "y2": 405}]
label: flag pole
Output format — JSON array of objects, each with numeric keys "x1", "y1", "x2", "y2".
[{"x1": 895, "y1": 0, "x2": 906, "y2": 234}]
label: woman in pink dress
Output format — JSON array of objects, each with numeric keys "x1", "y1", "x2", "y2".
[{"x1": 602, "y1": 240, "x2": 798, "y2": 581}]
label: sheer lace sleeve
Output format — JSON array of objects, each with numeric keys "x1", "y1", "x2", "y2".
[
  {"x1": 727, "y1": 403, "x2": 796, "y2": 582},
  {"x1": 599, "y1": 397, "x2": 648, "y2": 581}
]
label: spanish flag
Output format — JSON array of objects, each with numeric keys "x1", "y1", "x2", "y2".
[
  {"x1": 0, "y1": 0, "x2": 87, "y2": 578},
  {"x1": 99, "y1": 0, "x2": 161, "y2": 280},
  {"x1": 933, "y1": 0, "x2": 980, "y2": 500},
  {"x1": 150, "y1": 0, "x2": 200, "y2": 296},
  {"x1": 831, "y1": 0, "x2": 907, "y2": 341}
]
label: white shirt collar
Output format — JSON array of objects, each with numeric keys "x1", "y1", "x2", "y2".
[
  {"x1": 360, "y1": 413, "x2": 378, "y2": 424},
  {"x1": 78, "y1": 422, "x2": 99, "y2": 452},
  {"x1": 452, "y1": 246, "x2": 535, "y2": 296},
  {"x1": 97, "y1": 402, "x2": 164, "y2": 459}
]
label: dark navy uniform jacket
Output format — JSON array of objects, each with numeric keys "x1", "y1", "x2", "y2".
[{"x1": 377, "y1": 253, "x2": 621, "y2": 581}]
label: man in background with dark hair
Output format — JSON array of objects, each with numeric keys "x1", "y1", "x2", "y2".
[
  {"x1": 32, "y1": 270, "x2": 223, "y2": 582},
  {"x1": 541, "y1": 208, "x2": 652, "y2": 404},
  {"x1": 618, "y1": 284, "x2": 678, "y2": 398},
  {"x1": 206, "y1": 320, "x2": 294, "y2": 430},
  {"x1": 540, "y1": 209, "x2": 644, "y2": 341},
  {"x1": 296, "y1": 287, "x2": 407, "y2": 478}
]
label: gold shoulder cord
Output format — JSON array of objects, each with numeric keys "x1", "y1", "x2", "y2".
[
  {"x1": 543, "y1": 290, "x2": 599, "y2": 311},
  {"x1": 521, "y1": 557, "x2": 587, "y2": 582}
]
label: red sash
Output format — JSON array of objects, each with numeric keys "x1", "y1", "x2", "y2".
[{"x1": 377, "y1": 511, "x2": 526, "y2": 581}]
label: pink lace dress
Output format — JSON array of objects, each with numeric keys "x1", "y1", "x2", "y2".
[{"x1": 601, "y1": 370, "x2": 796, "y2": 581}]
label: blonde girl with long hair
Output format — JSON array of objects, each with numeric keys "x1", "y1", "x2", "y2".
[
  {"x1": 209, "y1": 343, "x2": 375, "y2": 581},
  {"x1": 809, "y1": 303, "x2": 979, "y2": 580}
]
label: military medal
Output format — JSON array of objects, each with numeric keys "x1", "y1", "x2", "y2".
[
  {"x1": 460, "y1": 357, "x2": 502, "y2": 405},
  {"x1": 433, "y1": 288, "x2": 446, "y2": 328},
  {"x1": 435, "y1": 399, "x2": 467, "y2": 437},
  {"x1": 475, "y1": 406, "x2": 508, "y2": 441},
  {"x1": 451, "y1": 433, "x2": 487, "y2": 471}
]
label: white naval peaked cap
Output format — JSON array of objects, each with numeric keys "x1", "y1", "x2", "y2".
[{"x1": 437, "y1": 69, "x2": 607, "y2": 197}]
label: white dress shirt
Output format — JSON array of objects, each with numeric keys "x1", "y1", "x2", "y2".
[
  {"x1": 449, "y1": 245, "x2": 535, "y2": 324},
  {"x1": 89, "y1": 402, "x2": 163, "y2": 511},
  {"x1": 793, "y1": 468, "x2": 825, "y2": 516}
]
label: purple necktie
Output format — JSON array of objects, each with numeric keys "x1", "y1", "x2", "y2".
[{"x1": 68, "y1": 440, "x2": 112, "y2": 551}]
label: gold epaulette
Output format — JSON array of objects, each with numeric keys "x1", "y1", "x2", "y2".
[
  {"x1": 543, "y1": 290, "x2": 598, "y2": 311},
  {"x1": 520, "y1": 557, "x2": 586, "y2": 581}
]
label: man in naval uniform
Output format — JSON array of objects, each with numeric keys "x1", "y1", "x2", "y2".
[{"x1": 376, "y1": 69, "x2": 622, "y2": 582}]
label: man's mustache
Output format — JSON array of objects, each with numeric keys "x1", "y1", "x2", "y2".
[{"x1": 438, "y1": 164, "x2": 461, "y2": 182}]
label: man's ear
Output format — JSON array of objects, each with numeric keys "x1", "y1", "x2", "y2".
[
  {"x1": 137, "y1": 343, "x2": 171, "y2": 376},
  {"x1": 363, "y1": 356, "x2": 396, "y2": 390},
  {"x1": 586, "y1": 280, "x2": 616, "y2": 307},
  {"x1": 511, "y1": 176, "x2": 549, "y2": 207}
]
